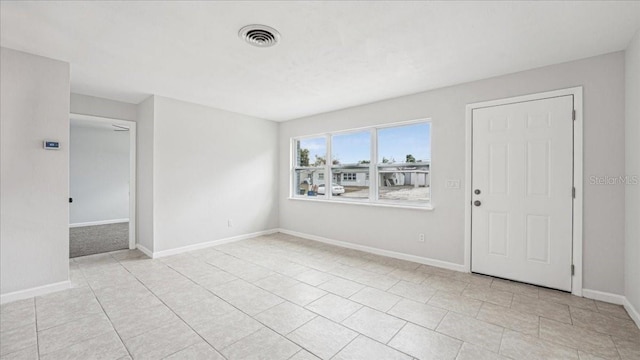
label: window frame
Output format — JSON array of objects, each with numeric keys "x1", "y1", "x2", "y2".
[
  {"x1": 291, "y1": 134, "x2": 330, "y2": 199},
  {"x1": 290, "y1": 118, "x2": 432, "y2": 209}
]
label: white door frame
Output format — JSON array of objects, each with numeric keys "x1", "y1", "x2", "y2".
[
  {"x1": 69, "y1": 113, "x2": 137, "y2": 250},
  {"x1": 464, "y1": 87, "x2": 583, "y2": 296}
]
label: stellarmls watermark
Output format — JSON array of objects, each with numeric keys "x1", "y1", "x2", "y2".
[{"x1": 588, "y1": 175, "x2": 639, "y2": 185}]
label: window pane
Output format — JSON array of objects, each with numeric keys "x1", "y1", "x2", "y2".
[
  {"x1": 377, "y1": 123, "x2": 431, "y2": 203},
  {"x1": 296, "y1": 137, "x2": 326, "y2": 167},
  {"x1": 378, "y1": 165, "x2": 430, "y2": 202},
  {"x1": 294, "y1": 169, "x2": 326, "y2": 197},
  {"x1": 332, "y1": 131, "x2": 371, "y2": 200},
  {"x1": 378, "y1": 123, "x2": 430, "y2": 164}
]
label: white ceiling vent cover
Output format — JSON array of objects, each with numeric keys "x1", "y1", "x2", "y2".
[{"x1": 239, "y1": 25, "x2": 280, "y2": 48}]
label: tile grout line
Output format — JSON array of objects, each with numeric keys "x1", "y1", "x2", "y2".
[
  {"x1": 182, "y1": 238, "x2": 630, "y2": 354},
  {"x1": 451, "y1": 340, "x2": 465, "y2": 360},
  {"x1": 205, "y1": 239, "x2": 508, "y2": 358},
  {"x1": 610, "y1": 334, "x2": 624, "y2": 359},
  {"x1": 346, "y1": 328, "x2": 417, "y2": 360},
  {"x1": 384, "y1": 320, "x2": 408, "y2": 346},
  {"x1": 126, "y1": 250, "x2": 350, "y2": 359},
  {"x1": 35, "y1": 262, "x2": 129, "y2": 358},
  {"x1": 0, "y1": 324, "x2": 41, "y2": 359},
  {"x1": 608, "y1": 335, "x2": 622, "y2": 359},
  {"x1": 211, "y1": 238, "x2": 406, "y2": 294},
  {"x1": 496, "y1": 327, "x2": 506, "y2": 357},
  {"x1": 34, "y1": 297, "x2": 40, "y2": 360},
  {"x1": 82, "y1": 253, "x2": 135, "y2": 359},
  {"x1": 114, "y1": 258, "x2": 230, "y2": 360},
  {"x1": 53, "y1": 237, "x2": 634, "y2": 360},
  {"x1": 286, "y1": 348, "x2": 306, "y2": 360},
  {"x1": 327, "y1": 333, "x2": 359, "y2": 360}
]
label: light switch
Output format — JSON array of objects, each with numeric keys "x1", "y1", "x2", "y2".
[{"x1": 446, "y1": 179, "x2": 460, "y2": 189}]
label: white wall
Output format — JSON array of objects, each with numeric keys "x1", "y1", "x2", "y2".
[
  {"x1": 0, "y1": 48, "x2": 70, "y2": 296},
  {"x1": 136, "y1": 96, "x2": 155, "y2": 252},
  {"x1": 71, "y1": 93, "x2": 137, "y2": 121},
  {"x1": 152, "y1": 96, "x2": 279, "y2": 252},
  {"x1": 279, "y1": 52, "x2": 626, "y2": 295},
  {"x1": 69, "y1": 122, "x2": 130, "y2": 224},
  {"x1": 625, "y1": 30, "x2": 640, "y2": 319}
]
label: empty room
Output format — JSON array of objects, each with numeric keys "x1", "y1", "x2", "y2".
[{"x1": 1, "y1": 1, "x2": 639, "y2": 359}]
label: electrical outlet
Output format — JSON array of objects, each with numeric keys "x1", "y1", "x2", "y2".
[
  {"x1": 228, "y1": 219, "x2": 233, "y2": 227},
  {"x1": 418, "y1": 233, "x2": 425, "y2": 242}
]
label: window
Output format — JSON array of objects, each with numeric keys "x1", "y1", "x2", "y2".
[
  {"x1": 377, "y1": 122, "x2": 431, "y2": 203},
  {"x1": 293, "y1": 136, "x2": 327, "y2": 197},
  {"x1": 291, "y1": 119, "x2": 431, "y2": 207},
  {"x1": 342, "y1": 173, "x2": 356, "y2": 181},
  {"x1": 332, "y1": 131, "x2": 370, "y2": 199}
]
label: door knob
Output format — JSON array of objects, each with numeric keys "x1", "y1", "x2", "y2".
[
  {"x1": 474, "y1": 200, "x2": 482, "y2": 206},
  {"x1": 474, "y1": 189, "x2": 481, "y2": 195}
]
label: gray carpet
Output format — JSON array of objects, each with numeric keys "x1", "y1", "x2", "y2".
[{"x1": 70, "y1": 222, "x2": 129, "y2": 258}]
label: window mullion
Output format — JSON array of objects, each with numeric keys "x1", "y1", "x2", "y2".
[
  {"x1": 326, "y1": 134, "x2": 331, "y2": 200},
  {"x1": 370, "y1": 128, "x2": 377, "y2": 203},
  {"x1": 291, "y1": 139, "x2": 296, "y2": 197},
  {"x1": 289, "y1": 139, "x2": 298, "y2": 197}
]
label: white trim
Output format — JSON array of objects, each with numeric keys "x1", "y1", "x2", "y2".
[
  {"x1": 582, "y1": 289, "x2": 626, "y2": 305},
  {"x1": 69, "y1": 218, "x2": 129, "y2": 228},
  {"x1": 136, "y1": 243, "x2": 154, "y2": 258},
  {"x1": 572, "y1": 90, "x2": 584, "y2": 297},
  {"x1": 582, "y1": 289, "x2": 640, "y2": 329},
  {"x1": 292, "y1": 118, "x2": 430, "y2": 141},
  {"x1": 624, "y1": 298, "x2": 640, "y2": 329},
  {"x1": 69, "y1": 113, "x2": 137, "y2": 250},
  {"x1": 464, "y1": 87, "x2": 584, "y2": 296},
  {"x1": 278, "y1": 228, "x2": 466, "y2": 272},
  {"x1": 326, "y1": 133, "x2": 332, "y2": 201},
  {"x1": 288, "y1": 197, "x2": 434, "y2": 211},
  {"x1": 147, "y1": 229, "x2": 279, "y2": 259},
  {"x1": 0, "y1": 281, "x2": 71, "y2": 305}
]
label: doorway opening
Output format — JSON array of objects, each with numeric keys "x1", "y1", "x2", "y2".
[{"x1": 69, "y1": 114, "x2": 136, "y2": 257}]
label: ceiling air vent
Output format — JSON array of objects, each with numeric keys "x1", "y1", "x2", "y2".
[{"x1": 239, "y1": 25, "x2": 280, "y2": 48}]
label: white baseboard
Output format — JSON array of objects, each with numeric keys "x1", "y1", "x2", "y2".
[
  {"x1": 277, "y1": 228, "x2": 467, "y2": 273},
  {"x1": 582, "y1": 289, "x2": 626, "y2": 305},
  {"x1": 581, "y1": 289, "x2": 640, "y2": 329},
  {"x1": 136, "y1": 243, "x2": 154, "y2": 258},
  {"x1": 148, "y1": 229, "x2": 279, "y2": 259},
  {"x1": 0, "y1": 280, "x2": 71, "y2": 305},
  {"x1": 70, "y1": 218, "x2": 129, "y2": 228},
  {"x1": 624, "y1": 298, "x2": 640, "y2": 329}
]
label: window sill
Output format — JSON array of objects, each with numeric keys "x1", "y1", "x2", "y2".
[{"x1": 287, "y1": 196, "x2": 434, "y2": 211}]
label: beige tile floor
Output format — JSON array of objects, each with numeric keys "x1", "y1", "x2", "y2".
[{"x1": 1, "y1": 233, "x2": 639, "y2": 360}]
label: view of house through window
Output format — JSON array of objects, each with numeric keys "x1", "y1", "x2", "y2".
[
  {"x1": 292, "y1": 120, "x2": 431, "y2": 206},
  {"x1": 331, "y1": 131, "x2": 371, "y2": 200},
  {"x1": 293, "y1": 136, "x2": 326, "y2": 197},
  {"x1": 377, "y1": 122, "x2": 431, "y2": 203}
]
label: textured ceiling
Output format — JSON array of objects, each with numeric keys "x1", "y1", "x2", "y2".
[{"x1": 2, "y1": 1, "x2": 639, "y2": 121}]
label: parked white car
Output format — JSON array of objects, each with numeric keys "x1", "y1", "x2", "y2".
[{"x1": 317, "y1": 183, "x2": 345, "y2": 195}]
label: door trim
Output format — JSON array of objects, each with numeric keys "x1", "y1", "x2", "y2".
[
  {"x1": 464, "y1": 87, "x2": 583, "y2": 296},
  {"x1": 69, "y1": 113, "x2": 137, "y2": 250}
]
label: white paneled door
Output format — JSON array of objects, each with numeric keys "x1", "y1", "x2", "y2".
[{"x1": 471, "y1": 96, "x2": 574, "y2": 291}]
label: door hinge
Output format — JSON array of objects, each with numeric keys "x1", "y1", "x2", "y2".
[
  {"x1": 571, "y1": 264, "x2": 575, "y2": 276},
  {"x1": 572, "y1": 187, "x2": 576, "y2": 198},
  {"x1": 572, "y1": 109, "x2": 576, "y2": 121}
]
